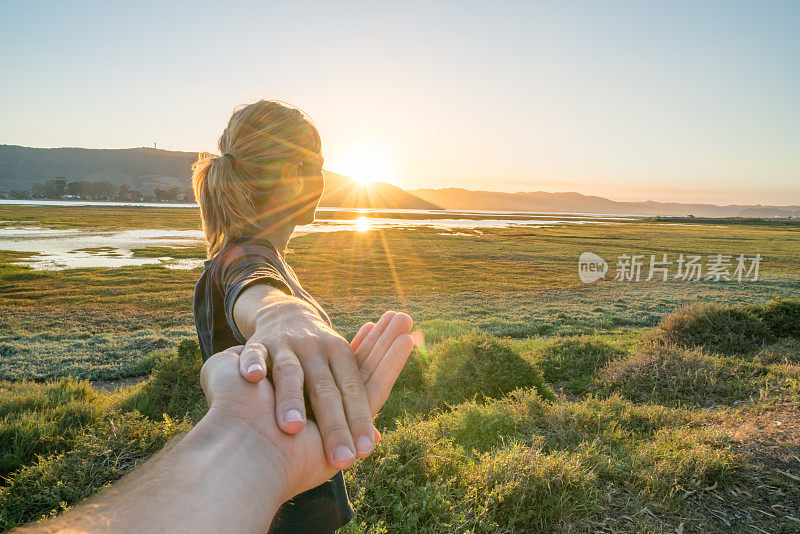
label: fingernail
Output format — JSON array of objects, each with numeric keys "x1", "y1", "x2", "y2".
[
  {"x1": 284, "y1": 409, "x2": 304, "y2": 423},
  {"x1": 333, "y1": 445, "x2": 355, "y2": 462},
  {"x1": 355, "y1": 436, "x2": 374, "y2": 455},
  {"x1": 247, "y1": 363, "x2": 264, "y2": 374}
]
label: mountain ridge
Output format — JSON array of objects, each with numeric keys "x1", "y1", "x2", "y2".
[
  {"x1": 410, "y1": 187, "x2": 800, "y2": 218},
  {"x1": 0, "y1": 144, "x2": 438, "y2": 210},
  {"x1": 1, "y1": 145, "x2": 798, "y2": 217}
]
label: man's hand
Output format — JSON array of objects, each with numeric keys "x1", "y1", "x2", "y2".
[
  {"x1": 233, "y1": 286, "x2": 413, "y2": 470},
  {"x1": 201, "y1": 320, "x2": 414, "y2": 501}
]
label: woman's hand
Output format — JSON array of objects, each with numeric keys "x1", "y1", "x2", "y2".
[
  {"x1": 201, "y1": 324, "x2": 414, "y2": 505},
  {"x1": 236, "y1": 298, "x2": 413, "y2": 470}
]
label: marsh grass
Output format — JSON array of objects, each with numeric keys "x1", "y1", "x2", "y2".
[
  {"x1": 131, "y1": 245, "x2": 206, "y2": 259},
  {"x1": 1, "y1": 207, "x2": 800, "y2": 531}
]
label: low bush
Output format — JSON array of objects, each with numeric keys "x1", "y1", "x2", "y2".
[
  {"x1": 754, "y1": 298, "x2": 800, "y2": 339},
  {"x1": 464, "y1": 444, "x2": 601, "y2": 532},
  {"x1": 435, "y1": 399, "x2": 523, "y2": 453},
  {"x1": 427, "y1": 332, "x2": 553, "y2": 406},
  {"x1": 527, "y1": 337, "x2": 627, "y2": 395},
  {"x1": 648, "y1": 303, "x2": 771, "y2": 355},
  {"x1": 344, "y1": 419, "x2": 467, "y2": 532},
  {"x1": 754, "y1": 338, "x2": 800, "y2": 365},
  {"x1": 374, "y1": 348, "x2": 433, "y2": 429},
  {"x1": 634, "y1": 426, "x2": 741, "y2": 496},
  {"x1": 600, "y1": 343, "x2": 766, "y2": 407},
  {"x1": 346, "y1": 390, "x2": 739, "y2": 532}
]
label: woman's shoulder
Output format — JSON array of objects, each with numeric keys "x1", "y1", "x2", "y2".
[{"x1": 213, "y1": 236, "x2": 282, "y2": 266}]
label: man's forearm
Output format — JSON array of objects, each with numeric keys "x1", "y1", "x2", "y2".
[{"x1": 21, "y1": 410, "x2": 285, "y2": 534}]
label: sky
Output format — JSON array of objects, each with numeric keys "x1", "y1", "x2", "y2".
[{"x1": 1, "y1": 1, "x2": 799, "y2": 205}]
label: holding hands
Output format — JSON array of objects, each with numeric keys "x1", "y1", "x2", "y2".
[
  {"x1": 233, "y1": 293, "x2": 414, "y2": 469},
  {"x1": 25, "y1": 312, "x2": 413, "y2": 533},
  {"x1": 209, "y1": 311, "x2": 414, "y2": 493}
]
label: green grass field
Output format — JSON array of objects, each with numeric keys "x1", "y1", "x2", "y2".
[{"x1": 0, "y1": 206, "x2": 799, "y2": 532}]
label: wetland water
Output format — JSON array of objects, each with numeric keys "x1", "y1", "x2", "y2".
[{"x1": 0, "y1": 200, "x2": 636, "y2": 270}]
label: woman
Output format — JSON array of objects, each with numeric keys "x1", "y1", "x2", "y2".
[{"x1": 191, "y1": 100, "x2": 413, "y2": 533}]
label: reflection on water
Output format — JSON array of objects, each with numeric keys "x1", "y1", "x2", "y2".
[
  {"x1": 0, "y1": 227, "x2": 206, "y2": 270},
  {"x1": 355, "y1": 217, "x2": 371, "y2": 232},
  {"x1": 0, "y1": 209, "x2": 631, "y2": 270}
]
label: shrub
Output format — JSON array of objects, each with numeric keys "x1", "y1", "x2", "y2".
[
  {"x1": 393, "y1": 347, "x2": 429, "y2": 392},
  {"x1": 0, "y1": 411, "x2": 188, "y2": 531},
  {"x1": 755, "y1": 298, "x2": 800, "y2": 339},
  {"x1": 435, "y1": 400, "x2": 522, "y2": 453},
  {"x1": 528, "y1": 337, "x2": 626, "y2": 395},
  {"x1": 648, "y1": 303, "x2": 771, "y2": 355},
  {"x1": 754, "y1": 338, "x2": 800, "y2": 365},
  {"x1": 463, "y1": 444, "x2": 601, "y2": 532},
  {"x1": 116, "y1": 338, "x2": 206, "y2": 422},
  {"x1": 344, "y1": 420, "x2": 467, "y2": 531},
  {"x1": 600, "y1": 344, "x2": 766, "y2": 407},
  {"x1": 374, "y1": 348, "x2": 433, "y2": 430},
  {"x1": 634, "y1": 426, "x2": 741, "y2": 496},
  {"x1": 427, "y1": 332, "x2": 552, "y2": 406}
]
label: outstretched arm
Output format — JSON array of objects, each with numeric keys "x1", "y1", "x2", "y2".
[{"x1": 18, "y1": 330, "x2": 414, "y2": 534}]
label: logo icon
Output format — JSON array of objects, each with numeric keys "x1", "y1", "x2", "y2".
[{"x1": 578, "y1": 252, "x2": 607, "y2": 284}]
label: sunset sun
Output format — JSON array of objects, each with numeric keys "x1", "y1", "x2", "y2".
[{"x1": 331, "y1": 143, "x2": 395, "y2": 185}]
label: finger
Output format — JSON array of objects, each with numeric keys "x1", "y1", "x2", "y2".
[
  {"x1": 350, "y1": 322, "x2": 375, "y2": 352},
  {"x1": 238, "y1": 342, "x2": 269, "y2": 383},
  {"x1": 354, "y1": 311, "x2": 397, "y2": 365},
  {"x1": 303, "y1": 351, "x2": 357, "y2": 469},
  {"x1": 359, "y1": 313, "x2": 413, "y2": 382},
  {"x1": 365, "y1": 333, "x2": 414, "y2": 415},
  {"x1": 328, "y1": 340, "x2": 376, "y2": 459},
  {"x1": 269, "y1": 344, "x2": 306, "y2": 434}
]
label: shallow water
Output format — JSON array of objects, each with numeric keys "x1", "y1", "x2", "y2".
[{"x1": 0, "y1": 205, "x2": 633, "y2": 270}]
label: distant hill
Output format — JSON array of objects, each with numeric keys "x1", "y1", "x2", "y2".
[
  {"x1": 0, "y1": 145, "x2": 439, "y2": 209},
  {"x1": 321, "y1": 171, "x2": 439, "y2": 210},
  {"x1": 3, "y1": 145, "x2": 797, "y2": 216},
  {"x1": 0, "y1": 145, "x2": 196, "y2": 195},
  {"x1": 410, "y1": 187, "x2": 800, "y2": 218}
]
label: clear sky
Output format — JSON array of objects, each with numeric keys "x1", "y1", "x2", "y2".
[{"x1": 1, "y1": 1, "x2": 798, "y2": 204}]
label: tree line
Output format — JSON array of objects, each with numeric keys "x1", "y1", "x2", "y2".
[{"x1": 4, "y1": 177, "x2": 194, "y2": 203}]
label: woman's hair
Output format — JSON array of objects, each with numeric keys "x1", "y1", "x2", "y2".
[{"x1": 191, "y1": 100, "x2": 323, "y2": 257}]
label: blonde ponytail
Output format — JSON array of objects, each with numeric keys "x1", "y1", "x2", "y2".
[{"x1": 191, "y1": 100, "x2": 322, "y2": 257}]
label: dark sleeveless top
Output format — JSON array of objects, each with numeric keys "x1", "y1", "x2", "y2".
[{"x1": 193, "y1": 236, "x2": 353, "y2": 533}]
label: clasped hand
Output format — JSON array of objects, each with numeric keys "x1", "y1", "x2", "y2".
[{"x1": 201, "y1": 311, "x2": 414, "y2": 500}]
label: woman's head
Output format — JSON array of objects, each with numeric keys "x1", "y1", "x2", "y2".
[{"x1": 192, "y1": 100, "x2": 324, "y2": 257}]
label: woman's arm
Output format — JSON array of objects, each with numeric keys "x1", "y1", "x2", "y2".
[{"x1": 233, "y1": 285, "x2": 413, "y2": 470}]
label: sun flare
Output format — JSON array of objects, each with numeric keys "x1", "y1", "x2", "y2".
[
  {"x1": 331, "y1": 143, "x2": 395, "y2": 186},
  {"x1": 355, "y1": 216, "x2": 371, "y2": 232}
]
